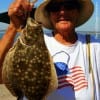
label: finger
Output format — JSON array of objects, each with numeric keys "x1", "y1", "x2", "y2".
[
  {"x1": 21, "y1": 1, "x2": 34, "y2": 11},
  {"x1": 8, "y1": 0, "x2": 34, "y2": 18},
  {"x1": 15, "y1": 0, "x2": 34, "y2": 11}
]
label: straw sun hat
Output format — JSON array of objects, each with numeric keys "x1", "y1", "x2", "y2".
[{"x1": 34, "y1": 0, "x2": 94, "y2": 29}]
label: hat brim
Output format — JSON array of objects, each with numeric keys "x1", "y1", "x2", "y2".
[{"x1": 35, "y1": 0, "x2": 94, "y2": 29}]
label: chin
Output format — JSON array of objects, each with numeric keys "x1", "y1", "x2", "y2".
[
  {"x1": 59, "y1": 25, "x2": 72, "y2": 31},
  {"x1": 58, "y1": 22, "x2": 73, "y2": 28}
]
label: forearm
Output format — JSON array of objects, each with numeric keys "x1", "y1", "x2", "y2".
[{"x1": 0, "y1": 24, "x2": 17, "y2": 66}]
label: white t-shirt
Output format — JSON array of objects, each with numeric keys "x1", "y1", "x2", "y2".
[{"x1": 44, "y1": 32, "x2": 100, "y2": 100}]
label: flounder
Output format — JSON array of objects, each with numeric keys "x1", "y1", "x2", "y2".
[{"x1": 2, "y1": 17, "x2": 58, "y2": 100}]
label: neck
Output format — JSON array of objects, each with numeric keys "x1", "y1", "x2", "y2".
[{"x1": 53, "y1": 30, "x2": 78, "y2": 45}]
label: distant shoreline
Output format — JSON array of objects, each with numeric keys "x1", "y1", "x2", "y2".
[{"x1": 0, "y1": 31, "x2": 100, "y2": 39}]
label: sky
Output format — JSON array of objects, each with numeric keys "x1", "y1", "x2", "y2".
[{"x1": 0, "y1": 0, "x2": 100, "y2": 32}]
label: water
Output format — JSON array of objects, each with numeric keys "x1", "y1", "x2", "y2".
[
  {"x1": 0, "y1": 31, "x2": 19, "y2": 40},
  {"x1": 0, "y1": 32, "x2": 4, "y2": 38},
  {"x1": 0, "y1": 31, "x2": 100, "y2": 40}
]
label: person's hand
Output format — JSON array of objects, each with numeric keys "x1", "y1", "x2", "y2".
[{"x1": 8, "y1": 0, "x2": 34, "y2": 31}]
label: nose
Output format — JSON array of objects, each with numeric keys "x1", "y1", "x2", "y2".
[{"x1": 59, "y1": 6, "x2": 66, "y2": 14}]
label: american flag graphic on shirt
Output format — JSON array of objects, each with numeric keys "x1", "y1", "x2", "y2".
[{"x1": 54, "y1": 62, "x2": 88, "y2": 91}]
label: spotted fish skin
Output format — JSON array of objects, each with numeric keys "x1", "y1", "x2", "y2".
[
  {"x1": 21, "y1": 17, "x2": 44, "y2": 46},
  {"x1": 2, "y1": 17, "x2": 58, "y2": 100}
]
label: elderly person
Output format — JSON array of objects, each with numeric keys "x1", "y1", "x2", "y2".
[{"x1": 1, "y1": 0, "x2": 100, "y2": 99}]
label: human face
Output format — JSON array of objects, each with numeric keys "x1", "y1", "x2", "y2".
[
  {"x1": 49, "y1": 7, "x2": 79, "y2": 32},
  {"x1": 46, "y1": 0, "x2": 80, "y2": 32}
]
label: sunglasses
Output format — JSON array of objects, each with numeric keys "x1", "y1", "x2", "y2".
[{"x1": 45, "y1": 1, "x2": 81, "y2": 12}]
